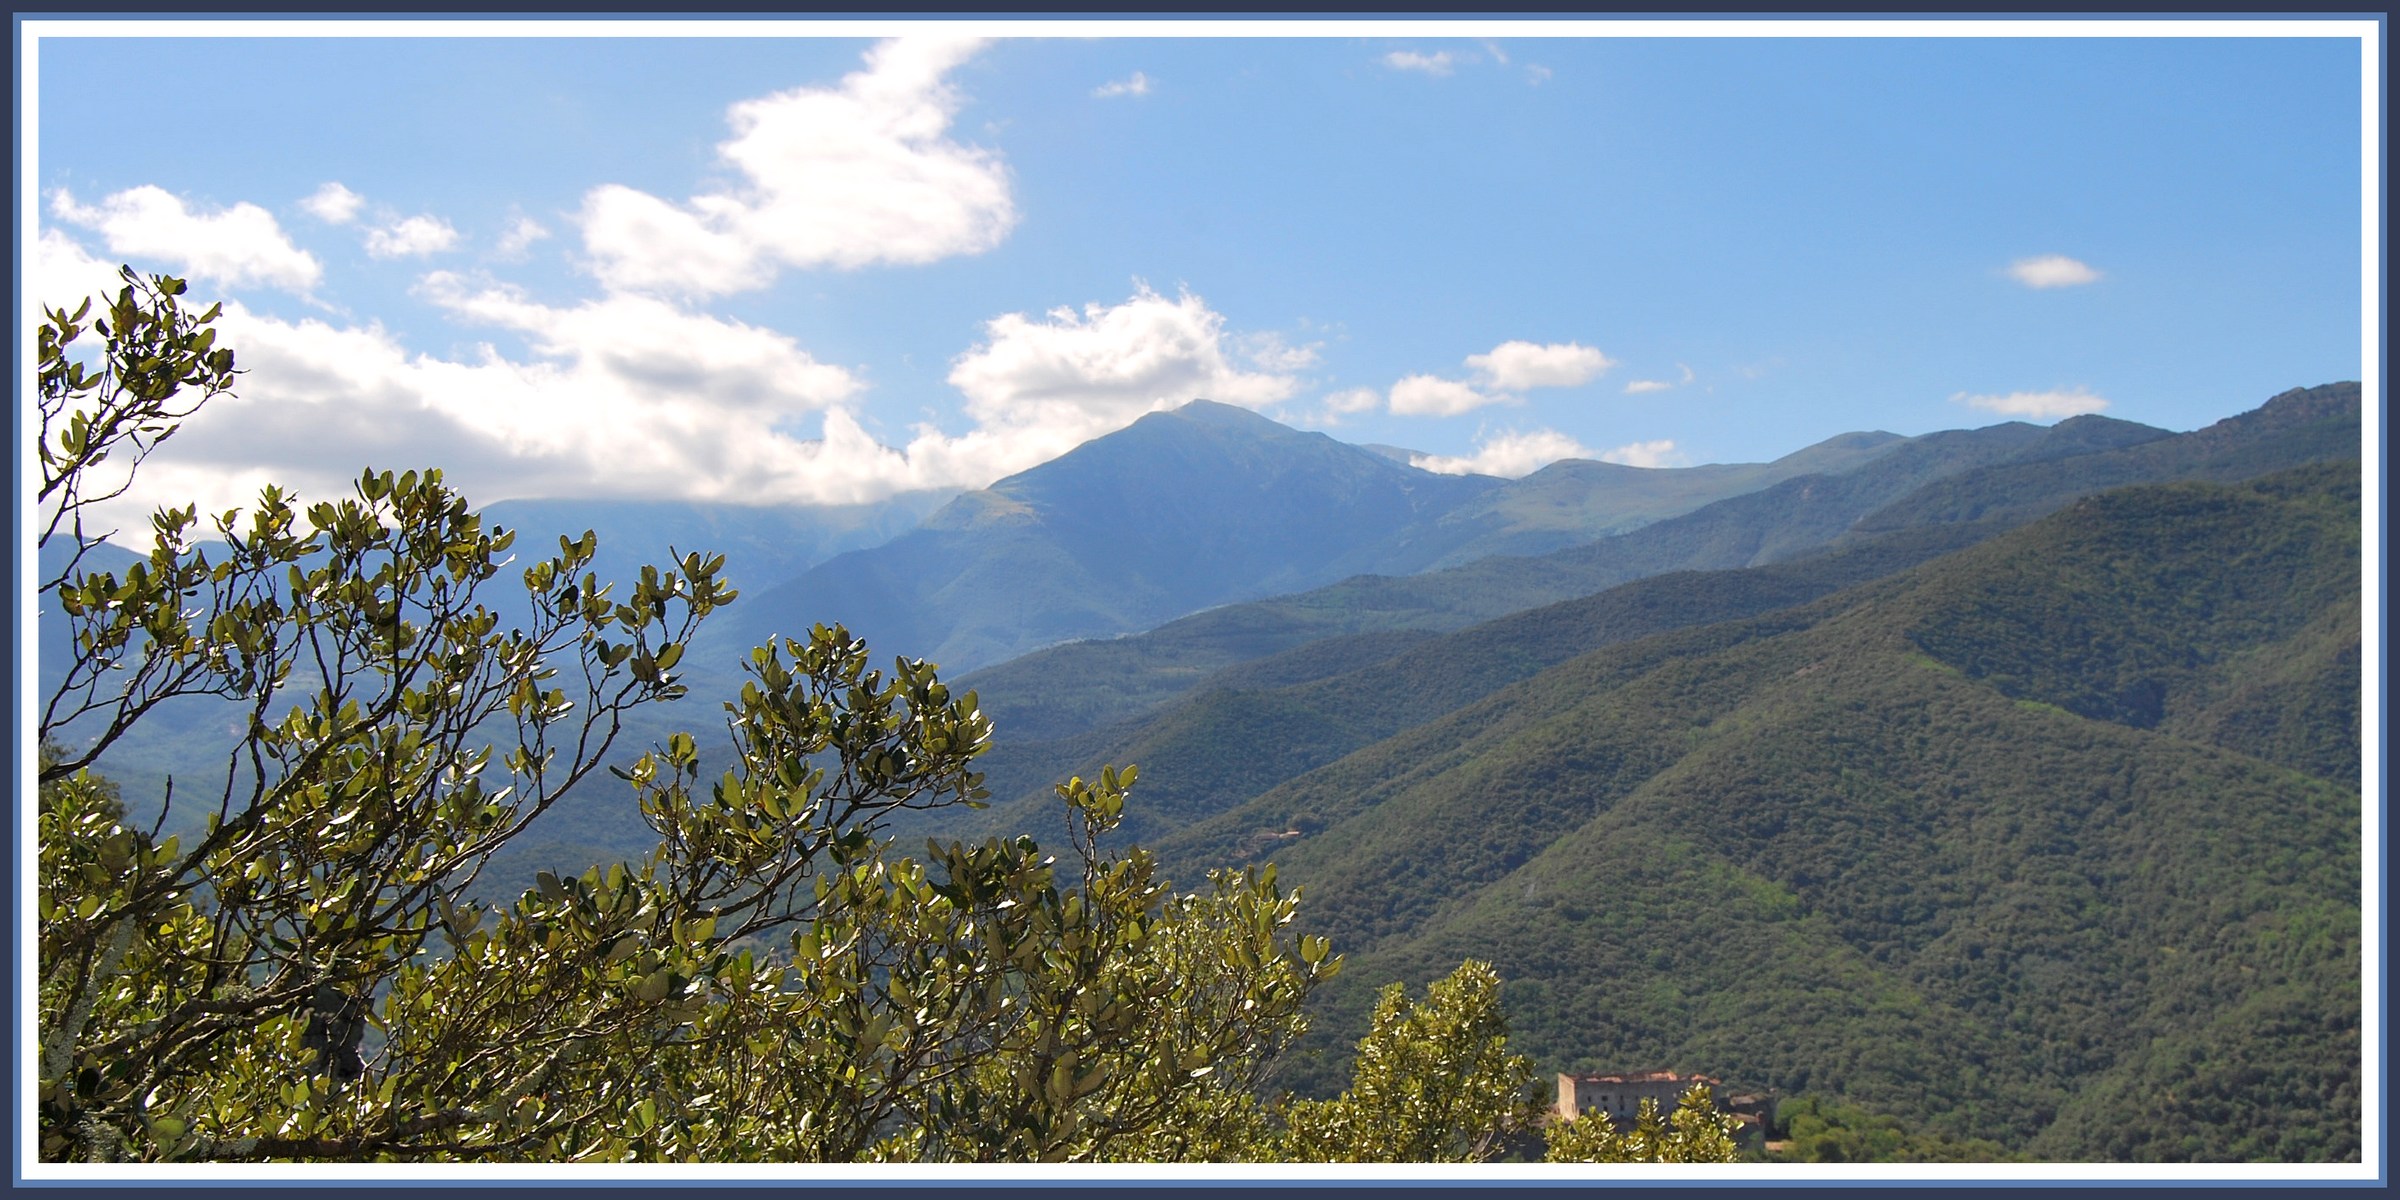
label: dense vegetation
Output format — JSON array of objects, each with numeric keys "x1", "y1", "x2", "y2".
[
  {"x1": 703, "y1": 402, "x2": 1914, "y2": 682},
  {"x1": 34, "y1": 269, "x2": 2361, "y2": 1164},
  {"x1": 960, "y1": 391, "x2": 2350, "y2": 756},
  {"x1": 1154, "y1": 462, "x2": 2361, "y2": 1160},
  {"x1": 34, "y1": 270, "x2": 1742, "y2": 1166},
  {"x1": 950, "y1": 389, "x2": 2356, "y2": 858},
  {"x1": 954, "y1": 414, "x2": 2150, "y2": 747},
  {"x1": 698, "y1": 401, "x2": 1505, "y2": 676}
]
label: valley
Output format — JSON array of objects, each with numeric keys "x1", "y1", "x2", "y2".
[{"x1": 40, "y1": 381, "x2": 2366, "y2": 1161}]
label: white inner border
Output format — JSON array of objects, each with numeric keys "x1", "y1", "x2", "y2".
[{"x1": 13, "y1": 13, "x2": 2385, "y2": 1187}]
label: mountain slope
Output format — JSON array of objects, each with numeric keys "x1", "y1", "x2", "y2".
[
  {"x1": 484, "y1": 491, "x2": 955, "y2": 607},
  {"x1": 956, "y1": 523, "x2": 1996, "y2": 848},
  {"x1": 1350, "y1": 430, "x2": 1911, "y2": 575},
  {"x1": 1164, "y1": 461, "x2": 2361, "y2": 1160},
  {"x1": 962, "y1": 385, "x2": 2355, "y2": 755},
  {"x1": 959, "y1": 413, "x2": 2165, "y2": 747},
  {"x1": 1850, "y1": 382, "x2": 2360, "y2": 537},
  {"x1": 953, "y1": 387, "x2": 2357, "y2": 871},
  {"x1": 700, "y1": 401, "x2": 1503, "y2": 676}
]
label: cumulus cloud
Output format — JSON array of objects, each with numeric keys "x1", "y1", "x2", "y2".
[
  {"x1": 1953, "y1": 387, "x2": 2110, "y2": 420},
  {"x1": 1600, "y1": 439, "x2": 1681, "y2": 468},
  {"x1": 60, "y1": 258, "x2": 1316, "y2": 522},
  {"x1": 579, "y1": 36, "x2": 1014, "y2": 297},
  {"x1": 33, "y1": 228, "x2": 129, "y2": 311},
  {"x1": 1239, "y1": 331, "x2": 1322, "y2": 373},
  {"x1": 1525, "y1": 64, "x2": 1554, "y2": 86},
  {"x1": 1623, "y1": 363, "x2": 1694, "y2": 394},
  {"x1": 1093, "y1": 71, "x2": 1150, "y2": 98},
  {"x1": 1315, "y1": 386, "x2": 1392, "y2": 424},
  {"x1": 697, "y1": 285, "x2": 1310, "y2": 501},
  {"x1": 65, "y1": 267, "x2": 882, "y2": 524},
  {"x1": 1467, "y1": 340, "x2": 1614, "y2": 391},
  {"x1": 944, "y1": 284, "x2": 1298, "y2": 450},
  {"x1": 419, "y1": 272, "x2": 861, "y2": 414},
  {"x1": 1411, "y1": 428, "x2": 1594, "y2": 477},
  {"x1": 495, "y1": 214, "x2": 551, "y2": 258},
  {"x1": 364, "y1": 214, "x2": 460, "y2": 259},
  {"x1": 1378, "y1": 339, "x2": 1614, "y2": 420},
  {"x1": 2007, "y1": 254, "x2": 2102, "y2": 289},
  {"x1": 300, "y1": 182, "x2": 365, "y2": 224},
  {"x1": 1388, "y1": 374, "x2": 1498, "y2": 417},
  {"x1": 51, "y1": 186, "x2": 322, "y2": 293},
  {"x1": 1384, "y1": 50, "x2": 1455, "y2": 76}
]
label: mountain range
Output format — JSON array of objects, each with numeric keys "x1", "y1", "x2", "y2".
[
  {"x1": 38, "y1": 380, "x2": 2366, "y2": 1161},
  {"x1": 691, "y1": 400, "x2": 1906, "y2": 678},
  {"x1": 1183, "y1": 459, "x2": 2359, "y2": 1160}
]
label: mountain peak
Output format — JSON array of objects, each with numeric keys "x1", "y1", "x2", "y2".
[
  {"x1": 2251, "y1": 381, "x2": 2361, "y2": 425},
  {"x1": 1145, "y1": 398, "x2": 1294, "y2": 434}
]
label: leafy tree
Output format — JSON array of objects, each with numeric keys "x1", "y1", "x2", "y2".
[
  {"x1": 1772, "y1": 1095, "x2": 2019, "y2": 1163},
  {"x1": 36, "y1": 270, "x2": 236, "y2": 603},
  {"x1": 33, "y1": 267, "x2": 1731, "y2": 1166},
  {"x1": 32, "y1": 270, "x2": 1338, "y2": 1163},
  {"x1": 1271, "y1": 960, "x2": 1543, "y2": 1162},
  {"x1": 1255, "y1": 961, "x2": 1739, "y2": 1164}
]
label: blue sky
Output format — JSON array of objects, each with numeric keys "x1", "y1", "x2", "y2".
[{"x1": 23, "y1": 18, "x2": 2375, "y2": 522}]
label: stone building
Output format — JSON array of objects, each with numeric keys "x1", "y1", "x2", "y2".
[
  {"x1": 1555, "y1": 1070, "x2": 1719, "y2": 1128},
  {"x1": 1555, "y1": 1071, "x2": 1775, "y2": 1147}
]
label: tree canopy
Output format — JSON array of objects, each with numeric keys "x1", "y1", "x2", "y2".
[{"x1": 31, "y1": 268, "x2": 1735, "y2": 1166}]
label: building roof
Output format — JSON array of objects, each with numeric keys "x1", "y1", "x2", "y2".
[{"x1": 1558, "y1": 1070, "x2": 1720, "y2": 1086}]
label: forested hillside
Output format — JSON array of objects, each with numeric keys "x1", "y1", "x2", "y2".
[
  {"x1": 1358, "y1": 429, "x2": 1910, "y2": 574},
  {"x1": 697, "y1": 401, "x2": 1504, "y2": 676},
  {"x1": 1169, "y1": 462, "x2": 2359, "y2": 1160},
  {"x1": 949, "y1": 384, "x2": 2358, "y2": 847},
  {"x1": 954, "y1": 410, "x2": 2194, "y2": 747},
  {"x1": 699, "y1": 401, "x2": 1924, "y2": 681}
]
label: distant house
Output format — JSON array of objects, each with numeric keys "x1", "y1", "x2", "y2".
[
  {"x1": 1555, "y1": 1071, "x2": 1774, "y2": 1146},
  {"x1": 1555, "y1": 1070, "x2": 1717, "y2": 1127}
]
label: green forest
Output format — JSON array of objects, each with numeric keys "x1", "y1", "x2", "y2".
[{"x1": 30, "y1": 272, "x2": 2363, "y2": 1166}]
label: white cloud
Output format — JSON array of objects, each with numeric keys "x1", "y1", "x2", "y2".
[
  {"x1": 1382, "y1": 339, "x2": 1613, "y2": 420},
  {"x1": 2007, "y1": 254, "x2": 2102, "y2": 289},
  {"x1": 727, "y1": 285, "x2": 1309, "y2": 500},
  {"x1": 67, "y1": 273, "x2": 1317, "y2": 522},
  {"x1": 1953, "y1": 387, "x2": 2110, "y2": 420},
  {"x1": 75, "y1": 276, "x2": 878, "y2": 523},
  {"x1": 1623, "y1": 362, "x2": 1694, "y2": 394},
  {"x1": 1311, "y1": 386, "x2": 1384, "y2": 426},
  {"x1": 1388, "y1": 374, "x2": 1499, "y2": 417},
  {"x1": 1093, "y1": 71, "x2": 1150, "y2": 98},
  {"x1": 32, "y1": 229, "x2": 128, "y2": 312},
  {"x1": 1468, "y1": 340, "x2": 1613, "y2": 391},
  {"x1": 1480, "y1": 41, "x2": 1510, "y2": 66},
  {"x1": 1239, "y1": 331, "x2": 1322, "y2": 373},
  {"x1": 576, "y1": 186, "x2": 765, "y2": 295},
  {"x1": 364, "y1": 214, "x2": 460, "y2": 259},
  {"x1": 945, "y1": 284, "x2": 1298, "y2": 449},
  {"x1": 419, "y1": 272, "x2": 861, "y2": 415},
  {"x1": 579, "y1": 36, "x2": 1014, "y2": 297},
  {"x1": 1525, "y1": 64, "x2": 1554, "y2": 86},
  {"x1": 300, "y1": 182, "x2": 365, "y2": 224},
  {"x1": 1323, "y1": 387, "x2": 1383, "y2": 415},
  {"x1": 51, "y1": 186, "x2": 322, "y2": 293},
  {"x1": 495, "y1": 214, "x2": 551, "y2": 258},
  {"x1": 1411, "y1": 428, "x2": 1594, "y2": 477},
  {"x1": 1600, "y1": 439, "x2": 1681, "y2": 468},
  {"x1": 1384, "y1": 50, "x2": 1456, "y2": 76}
]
